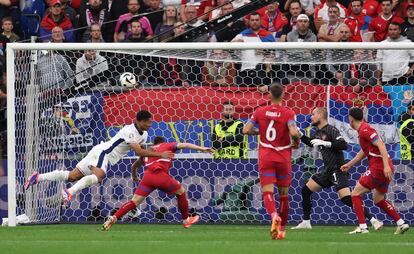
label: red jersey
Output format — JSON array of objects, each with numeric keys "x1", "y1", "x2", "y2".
[
  {"x1": 357, "y1": 122, "x2": 391, "y2": 171},
  {"x1": 345, "y1": 17, "x2": 363, "y2": 42},
  {"x1": 144, "y1": 142, "x2": 177, "y2": 172},
  {"x1": 250, "y1": 104, "x2": 296, "y2": 163},
  {"x1": 363, "y1": 0, "x2": 381, "y2": 18},
  {"x1": 368, "y1": 14, "x2": 404, "y2": 41}
]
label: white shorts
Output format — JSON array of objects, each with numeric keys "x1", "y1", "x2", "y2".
[{"x1": 76, "y1": 147, "x2": 109, "y2": 176}]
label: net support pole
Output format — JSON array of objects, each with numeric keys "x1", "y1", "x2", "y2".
[{"x1": 7, "y1": 47, "x2": 16, "y2": 227}]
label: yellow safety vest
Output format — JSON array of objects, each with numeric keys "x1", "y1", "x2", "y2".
[
  {"x1": 213, "y1": 120, "x2": 247, "y2": 159},
  {"x1": 400, "y1": 118, "x2": 414, "y2": 160}
]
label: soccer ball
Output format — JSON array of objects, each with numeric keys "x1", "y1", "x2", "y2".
[{"x1": 119, "y1": 72, "x2": 137, "y2": 88}]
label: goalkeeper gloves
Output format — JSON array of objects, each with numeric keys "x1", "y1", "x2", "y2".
[{"x1": 310, "y1": 139, "x2": 332, "y2": 148}]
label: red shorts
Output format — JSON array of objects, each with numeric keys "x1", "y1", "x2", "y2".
[
  {"x1": 258, "y1": 160, "x2": 292, "y2": 187},
  {"x1": 358, "y1": 169, "x2": 391, "y2": 194},
  {"x1": 135, "y1": 170, "x2": 182, "y2": 197}
]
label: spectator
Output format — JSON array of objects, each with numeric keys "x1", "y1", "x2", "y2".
[
  {"x1": 1, "y1": 16, "x2": 18, "y2": 42},
  {"x1": 209, "y1": 0, "x2": 228, "y2": 21},
  {"x1": 77, "y1": 0, "x2": 110, "y2": 42},
  {"x1": 318, "y1": 6, "x2": 348, "y2": 42},
  {"x1": 154, "y1": 5, "x2": 178, "y2": 42},
  {"x1": 285, "y1": 0, "x2": 320, "y2": 16},
  {"x1": 211, "y1": 101, "x2": 246, "y2": 159},
  {"x1": 124, "y1": 19, "x2": 146, "y2": 41},
  {"x1": 279, "y1": 0, "x2": 317, "y2": 42},
  {"x1": 399, "y1": 100, "x2": 414, "y2": 160},
  {"x1": 367, "y1": 0, "x2": 404, "y2": 42},
  {"x1": 141, "y1": 0, "x2": 163, "y2": 31},
  {"x1": 259, "y1": 2, "x2": 288, "y2": 39},
  {"x1": 75, "y1": 50, "x2": 108, "y2": 84},
  {"x1": 87, "y1": 23, "x2": 105, "y2": 42},
  {"x1": 184, "y1": 5, "x2": 205, "y2": 29},
  {"x1": 231, "y1": 12, "x2": 276, "y2": 86},
  {"x1": 108, "y1": 0, "x2": 129, "y2": 41},
  {"x1": 314, "y1": 0, "x2": 347, "y2": 31},
  {"x1": 377, "y1": 22, "x2": 414, "y2": 85},
  {"x1": 202, "y1": 49, "x2": 236, "y2": 86},
  {"x1": 336, "y1": 49, "x2": 379, "y2": 90},
  {"x1": 180, "y1": 0, "x2": 212, "y2": 22},
  {"x1": 38, "y1": 50, "x2": 74, "y2": 90},
  {"x1": 345, "y1": 0, "x2": 371, "y2": 42},
  {"x1": 61, "y1": 0, "x2": 77, "y2": 25},
  {"x1": 286, "y1": 14, "x2": 316, "y2": 42},
  {"x1": 51, "y1": 26, "x2": 65, "y2": 42},
  {"x1": 114, "y1": 0, "x2": 153, "y2": 42},
  {"x1": 0, "y1": 0, "x2": 20, "y2": 37},
  {"x1": 361, "y1": 0, "x2": 380, "y2": 18},
  {"x1": 40, "y1": 0, "x2": 75, "y2": 42},
  {"x1": 338, "y1": 24, "x2": 351, "y2": 41},
  {"x1": 209, "y1": 3, "x2": 245, "y2": 42},
  {"x1": 402, "y1": 3, "x2": 414, "y2": 41}
]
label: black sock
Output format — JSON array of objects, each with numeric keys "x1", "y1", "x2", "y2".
[
  {"x1": 340, "y1": 195, "x2": 373, "y2": 220},
  {"x1": 302, "y1": 185, "x2": 313, "y2": 220}
]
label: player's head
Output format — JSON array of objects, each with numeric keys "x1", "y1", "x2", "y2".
[
  {"x1": 136, "y1": 110, "x2": 152, "y2": 131},
  {"x1": 269, "y1": 83, "x2": 284, "y2": 102},
  {"x1": 153, "y1": 136, "x2": 165, "y2": 145},
  {"x1": 222, "y1": 101, "x2": 235, "y2": 120},
  {"x1": 311, "y1": 107, "x2": 328, "y2": 127},
  {"x1": 348, "y1": 107, "x2": 364, "y2": 130}
]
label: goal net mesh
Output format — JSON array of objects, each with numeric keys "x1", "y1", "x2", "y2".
[{"x1": 9, "y1": 45, "x2": 414, "y2": 225}]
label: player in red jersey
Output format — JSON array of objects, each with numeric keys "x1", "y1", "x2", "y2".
[
  {"x1": 341, "y1": 108, "x2": 410, "y2": 235},
  {"x1": 243, "y1": 83, "x2": 301, "y2": 240},
  {"x1": 102, "y1": 136, "x2": 213, "y2": 230}
]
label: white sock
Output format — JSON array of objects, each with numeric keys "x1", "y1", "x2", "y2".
[
  {"x1": 359, "y1": 223, "x2": 368, "y2": 229},
  {"x1": 370, "y1": 217, "x2": 378, "y2": 224},
  {"x1": 38, "y1": 171, "x2": 69, "y2": 182},
  {"x1": 68, "y1": 175, "x2": 98, "y2": 195},
  {"x1": 303, "y1": 220, "x2": 311, "y2": 224},
  {"x1": 396, "y1": 219, "x2": 405, "y2": 226}
]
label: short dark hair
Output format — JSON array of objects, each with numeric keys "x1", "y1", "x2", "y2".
[
  {"x1": 349, "y1": 107, "x2": 364, "y2": 121},
  {"x1": 381, "y1": 0, "x2": 392, "y2": 4},
  {"x1": 153, "y1": 136, "x2": 165, "y2": 145},
  {"x1": 136, "y1": 110, "x2": 152, "y2": 121},
  {"x1": 389, "y1": 22, "x2": 402, "y2": 30},
  {"x1": 288, "y1": 0, "x2": 302, "y2": 8},
  {"x1": 2, "y1": 17, "x2": 12, "y2": 25},
  {"x1": 351, "y1": 0, "x2": 363, "y2": 5},
  {"x1": 270, "y1": 83, "x2": 284, "y2": 99},
  {"x1": 249, "y1": 12, "x2": 260, "y2": 18}
]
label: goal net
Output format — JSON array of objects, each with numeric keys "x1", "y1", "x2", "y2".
[{"x1": 5, "y1": 42, "x2": 414, "y2": 226}]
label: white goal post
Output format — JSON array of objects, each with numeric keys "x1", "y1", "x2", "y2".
[{"x1": 6, "y1": 42, "x2": 414, "y2": 227}]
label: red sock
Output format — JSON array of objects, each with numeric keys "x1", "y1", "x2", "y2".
[
  {"x1": 352, "y1": 195, "x2": 366, "y2": 224},
  {"x1": 263, "y1": 192, "x2": 276, "y2": 218},
  {"x1": 114, "y1": 200, "x2": 137, "y2": 219},
  {"x1": 176, "y1": 192, "x2": 189, "y2": 220},
  {"x1": 376, "y1": 199, "x2": 401, "y2": 222},
  {"x1": 279, "y1": 195, "x2": 289, "y2": 230}
]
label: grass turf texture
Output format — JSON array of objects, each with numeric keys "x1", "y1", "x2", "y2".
[{"x1": 0, "y1": 224, "x2": 411, "y2": 254}]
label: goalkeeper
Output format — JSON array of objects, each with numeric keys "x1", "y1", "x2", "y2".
[{"x1": 292, "y1": 107, "x2": 383, "y2": 230}]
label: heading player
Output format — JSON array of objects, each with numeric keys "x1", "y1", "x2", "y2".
[
  {"x1": 243, "y1": 83, "x2": 301, "y2": 240},
  {"x1": 102, "y1": 136, "x2": 213, "y2": 230},
  {"x1": 341, "y1": 107, "x2": 409, "y2": 234},
  {"x1": 24, "y1": 110, "x2": 173, "y2": 207},
  {"x1": 292, "y1": 107, "x2": 382, "y2": 230}
]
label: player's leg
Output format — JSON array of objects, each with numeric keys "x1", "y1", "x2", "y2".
[
  {"x1": 66, "y1": 166, "x2": 105, "y2": 196},
  {"x1": 102, "y1": 194, "x2": 147, "y2": 231},
  {"x1": 372, "y1": 189, "x2": 409, "y2": 234},
  {"x1": 334, "y1": 171, "x2": 383, "y2": 230},
  {"x1": 174, "y1": 186, "x2": 200, "y2": 228},
  {"x1": 349, "y1": 181, "x2": 371, "y2": 234},
  {"x1": 292, "y1": 176, "x2": 323, "y2": 229},
  {"x1": 24, "y1": 167, "x2": 83, "y2": 190},
  {"x1": 274, "y1": 162, "x2": 292, "y2": 240}
]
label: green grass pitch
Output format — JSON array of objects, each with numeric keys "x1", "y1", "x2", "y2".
[{"x1": 0, "y1": 224, "x2": 411, "y2": 254}]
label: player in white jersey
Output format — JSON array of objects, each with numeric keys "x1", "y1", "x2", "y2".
[{"x1": 24, "y1": 110, "x2": 173, "y2": 207}]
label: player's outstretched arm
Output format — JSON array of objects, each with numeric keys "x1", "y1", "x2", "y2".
[
  {"x1": 288, "y1": 123, "x2": 301, "y2": 148},
  {"x1": 129, "y1": 143, "x2": 174, "y2": 159},
  {"x1": 242, "y1": 122, "x2": 259, "y2": 136},
  {"x1": 340, "y1": 150, "x2": 366, "y2": 172},
  {"x1": 176, "y1": 143, "x2": 214, "y2": 153},
  {"x1": 298, "y1": 128, "x2": 313, "y2": 147},
  {"x1": 131, "y1": 158, "x2": 144, "y2": 183},
  {"x1": 372, "y1": 138, "x2": 393, "y2": 180}
]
